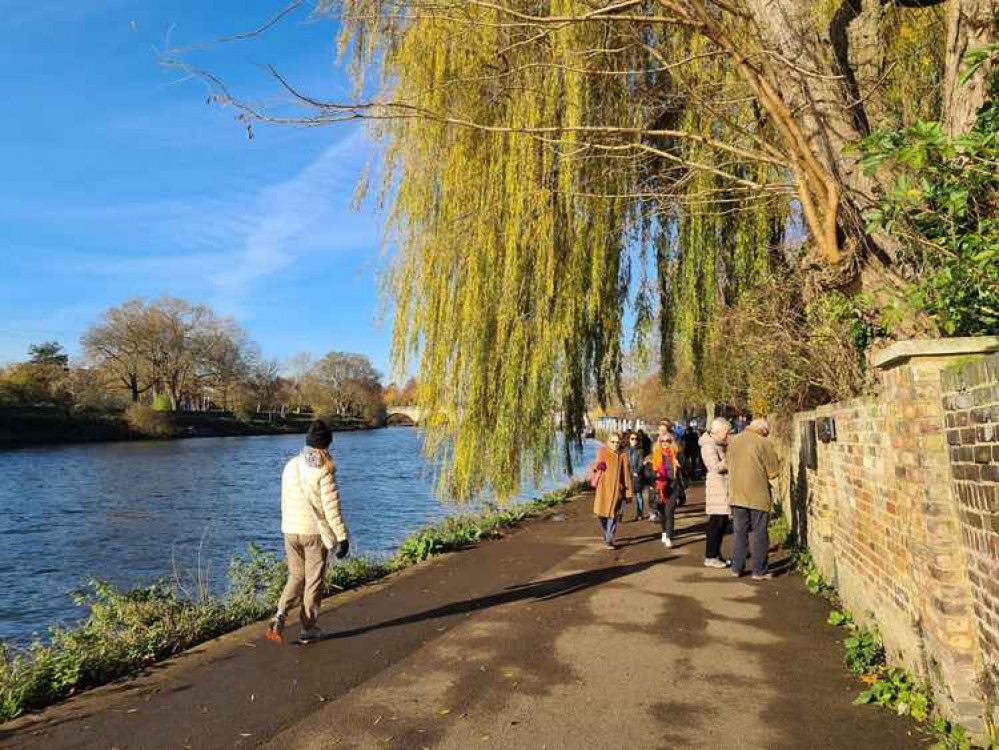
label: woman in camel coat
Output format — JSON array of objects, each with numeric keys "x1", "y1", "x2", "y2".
[{"x1": 591, "y1": 432, "x2": 634, "y2": 548}]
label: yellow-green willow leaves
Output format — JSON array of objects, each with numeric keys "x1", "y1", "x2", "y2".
[
  {"x1": 327, "y1": 0, "x2": 788, "y2": 500},
  {"x1": 316, "y1": 0, "x2": 955, "y2": 500}
]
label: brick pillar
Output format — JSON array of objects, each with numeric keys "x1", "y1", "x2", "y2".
[
  {"x1": 943, "y1": 351, "x2": 999, "y2": 732},
  {"x1": 874, "y1": 339, "x2": 999, "y2": 734}
]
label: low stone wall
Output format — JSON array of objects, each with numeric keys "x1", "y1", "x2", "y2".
[{"x1": 787, "y1": 338, "x2": 999, "y2": 733}]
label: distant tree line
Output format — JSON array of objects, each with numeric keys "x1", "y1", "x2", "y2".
[
  {"x1": 0, "y1": 296, "x2": 388, "y2": 427},
  {"x1": 382, "y1": 378, "x2": 418, "y2": 407}
]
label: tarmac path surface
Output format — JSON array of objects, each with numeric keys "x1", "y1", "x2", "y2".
[{"x1": 0, "y1": 487, "x2": 925, "y2": 749}]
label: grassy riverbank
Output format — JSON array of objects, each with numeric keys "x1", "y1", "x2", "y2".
[
  {"x1": 0, "y1": 481, "x2": 587, "y2": 723},
  {"x1": 0, "y1": 407, "x2": 374, "y2": 450}
]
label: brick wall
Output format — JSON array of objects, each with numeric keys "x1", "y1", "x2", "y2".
[
  {"x1": 788, "y1": 342, "x2": 999, "y2": 732},
  {"x1": 943, "y1": 353, "x2": 999, "y2": 701}
]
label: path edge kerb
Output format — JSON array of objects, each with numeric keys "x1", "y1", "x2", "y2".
[{"x1": 0, "y1": 492, "x2": 589, "y2": 735}]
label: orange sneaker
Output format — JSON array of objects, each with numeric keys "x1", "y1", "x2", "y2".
[{"x1": 266, "y1": 615, "x2": 285, "y2": 644}]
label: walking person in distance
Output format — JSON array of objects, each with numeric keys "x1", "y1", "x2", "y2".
[
  {"x1": 268, "y1": 419, "x2": 350, "y2": 644},
  {"x1": 649, "y1": 432, "x2": 681, "y2": 547},
  {"x1": 682, "y1": 421, "x2": 701, "y2": 478},
  {"x1": 591, "y1": 432, "x2": 634, "y2": 548},
  {"x1": 626, "y1": 432, "x2": 647, "y2": 521}
]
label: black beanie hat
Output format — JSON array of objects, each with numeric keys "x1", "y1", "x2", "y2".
[{"x1": 306, "y1": 420, "x2": 332, "y2": 449}]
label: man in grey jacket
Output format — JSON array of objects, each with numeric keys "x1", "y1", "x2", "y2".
[{"x1": 268, "y1": 420, "x2": 350, "y2": 644}]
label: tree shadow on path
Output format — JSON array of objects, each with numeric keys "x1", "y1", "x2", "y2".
[{"x1": 326, "y1": 559, "x2": 668, "y2": 641}]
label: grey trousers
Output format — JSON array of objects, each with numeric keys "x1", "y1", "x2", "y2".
[{"x1": 731, "y1": 506, "x2": 769, "y2": 576}]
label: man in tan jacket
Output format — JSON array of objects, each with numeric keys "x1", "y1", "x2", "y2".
[
  {"x1": 726, "y1": 418, "x2": 780, "y2": 580},
  {"x1": 268, "y1": 420, "x2": 350, "y2": 644}
]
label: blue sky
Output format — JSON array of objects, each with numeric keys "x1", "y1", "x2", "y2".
[{"x1": 0, "y1": 2, "x2": 395, "y2": 377}]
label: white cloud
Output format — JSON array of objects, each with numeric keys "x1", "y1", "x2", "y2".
[
  {"x1": 212, "y1": 128, "x2": 374, "y2": 302},
  {"x1": 64, "y1": 127, "x2": 380, "y2": 312}
]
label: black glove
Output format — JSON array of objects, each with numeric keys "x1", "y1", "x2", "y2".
[{"x1": 334, "y1": 539, "x2": 350, "y2": 559}]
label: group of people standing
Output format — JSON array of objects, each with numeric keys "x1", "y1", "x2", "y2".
[{"x1": 590, "y1": 416, "x2": 780, "y2": 580}]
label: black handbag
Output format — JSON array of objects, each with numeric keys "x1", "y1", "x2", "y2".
[
  {"x1": 678, "y1": 469, "x2": 691, "y2": 490},
  {"x1": 641, "y1": 464, "x2": 657, "y2": 485}
]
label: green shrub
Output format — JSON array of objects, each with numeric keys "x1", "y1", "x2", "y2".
[
  {"x1": 0, "y1": 580, "x2": 248, "y2": 722},
  {"x1": 233, "y1": 402, "x2": 256, "y2": 423},
  {"x1": 768, "y1": 505, "x2": 795, "y2": 549},
  {"x1": 326, "y1": 557, "x2": 390, "y2": 592},
  {"x1": 391, "y1": 486, "x2": 576, "y2": 567},
  {"x1": 828, "y1": 609, "x2": 853, "y2": 627},
  {"x1": 124, "y1": 404, "x2": 175, "y2": 438},
  {"x1": 856, "y1": 70, "x2": 999, "y2": 336},
  {"x1": 844, "y1": 625, "x2": 887, "y2": 676},
  {"x1": 151, "y1": 393, "x2": 173, "y2": 412},
  {"x1": 930, "y1": 717, "x2": 987, "y2": 750},
  {"x1": 790, "y1": 548, "x2": 837, "y2": 598},
  {"x1": 227, "y1": 543, "x2": 287, "y2": 611},
  {"x1": 854, "y1": 667, "x2": 932, "y2": 722}
]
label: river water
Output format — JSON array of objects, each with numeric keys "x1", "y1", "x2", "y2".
[{"x1": 0, "y1": 428, "x2": 597, "y2": 645}]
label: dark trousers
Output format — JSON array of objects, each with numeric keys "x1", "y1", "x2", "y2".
[
  {"x1": 731, "y1": 506, "x2": 769, "y2": 576},
  {"x1": 655, "y1": 485, "x2": 677, "y2": 538},
  {"x1": 705, "y1": 514, "x2": 727, "y2": 559}
]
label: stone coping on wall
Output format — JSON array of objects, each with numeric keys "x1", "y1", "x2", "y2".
[{"x1": 873, "y1": 337, "x2": 999, "y2": 371}]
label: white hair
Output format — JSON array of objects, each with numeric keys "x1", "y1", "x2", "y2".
[
  {"x1": 711, "y1": 417, "x2": 732, "y2": 435},
  {"x1": 748, "y1": 418, "x2": 770, "y2": 436}
]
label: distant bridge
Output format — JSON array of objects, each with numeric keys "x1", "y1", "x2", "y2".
[{"x1": 386, "y1": 405, "x2": 422, "y2": 426}]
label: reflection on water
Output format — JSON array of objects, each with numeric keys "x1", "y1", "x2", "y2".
[{"x1": 0, "y1": 428, "x2": 596, "y2": 644}]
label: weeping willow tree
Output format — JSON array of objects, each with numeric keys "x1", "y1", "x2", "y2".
[
  {"x1": 179, "y1": 0, "x2": 997, "y2": 499},
  {"x1": 330, "y1": 0, "x2": 797, "y2": 499}
]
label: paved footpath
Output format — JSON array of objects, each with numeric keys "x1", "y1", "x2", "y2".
[{"x1": 1, "y1": 488, "x2": 926, "y2": 750}]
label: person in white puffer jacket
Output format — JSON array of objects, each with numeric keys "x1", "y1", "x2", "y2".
[{"x1": 268, "y1": 420, "x2": 349, "y2": 644}]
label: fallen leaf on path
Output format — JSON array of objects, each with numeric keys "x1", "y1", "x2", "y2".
[
  {"x1": 125, "y1": 709, "x2": 139, "y2": 714},
  {"x1": 438, "y1": 709, "x2": 451, "y2": 717}
]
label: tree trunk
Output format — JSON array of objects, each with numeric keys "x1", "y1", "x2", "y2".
[
  {"x1": 737, "y1": 0, "x2": 999, "y2": 290},
  {"x1": 742, "y1": 0, "x2": 890, "y2": 265},
  {"x1": 942, "y1": 0, "x2": 999, "y2": 134}
]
